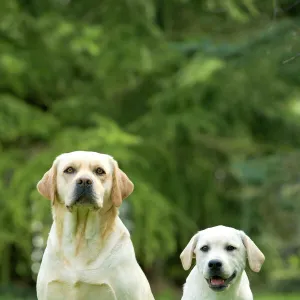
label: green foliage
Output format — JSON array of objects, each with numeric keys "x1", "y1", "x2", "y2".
[
  {"x1": 0, "y1": 0, "x2": 300, "y2": 293},
  {"x1": 256, "y1": 295, "x2": 300, "y2": 300}
]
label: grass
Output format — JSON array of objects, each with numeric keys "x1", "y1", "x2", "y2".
[
  {"x1": 256, "y1": 295, "x2": 300, "y2": 300},
  {"x1": 155, "y1": 291, "x2": 300, "y2": 300}
]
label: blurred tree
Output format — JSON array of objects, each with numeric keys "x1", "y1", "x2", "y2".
[{"x1": 0, "y1": 0, "x2": 300, "y2": 293}]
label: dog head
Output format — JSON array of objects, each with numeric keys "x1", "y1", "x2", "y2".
[
  {"x1": 37, "y1": 151, "x2": 134, "y2": 211},
  {"x1": 180, "y1": 225, "x2": 265, "y2": 292}
]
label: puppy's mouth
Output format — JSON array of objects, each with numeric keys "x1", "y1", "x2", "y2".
[{"x1": 206, "y1": 271, "x2": 236, "y2": 292}]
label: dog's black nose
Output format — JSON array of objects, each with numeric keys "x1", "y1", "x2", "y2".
[
  {"x1": 76, "y1": 177, "x2": 93, "y2": 187},
  {"x1": 208, "y1": 259, "x2": 223, "y2": 270}
]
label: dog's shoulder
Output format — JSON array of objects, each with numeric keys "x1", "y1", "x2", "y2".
[
  {"x1": 106, "y1": 261, "x2": 154, "y2": 300},
  {"x1": 181, "y1": 267, "x2": 205, "y2": 300},
  {"x1": 235, "y1": 271, "x2": 253, "y2": 300}
]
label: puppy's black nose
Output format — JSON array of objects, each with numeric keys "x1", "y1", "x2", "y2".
[
  {"x1": 208, "y1": 259, "x2": 223, "y2": 270},
  {"x1": 76, "y1": 177, "x2": 93, "y2": 187}
]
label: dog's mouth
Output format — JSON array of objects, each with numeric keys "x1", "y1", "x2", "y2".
[
  {"x1": 206, "y1": 271, "x2": 236, "y2": 292},
  {"x1": 66, "y1": 193, "x2": 99, "y2": 212},
  {"x1": 75, "y1": 195, "x2": 95, "y2": 205},
  {"x1": 74, "y1": 189, "x2": 97, "y2": 205},
  {"x1": 66, "y1": 202, "x2": 99, "y2": 212}
]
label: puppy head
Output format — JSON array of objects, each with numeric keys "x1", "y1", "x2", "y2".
[
  {"x1": 180, "y1": 226, "x2": 265, "y2": 292},
  {"x1": 37, "y1": 151, "x2": 134, "y2": 211}
]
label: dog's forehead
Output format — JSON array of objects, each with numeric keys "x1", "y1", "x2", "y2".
[
  {"x1": 56, "y1": 151, "x2": 113, "y2": 171},
  {"x1": 198, "y1": 226, "x2": 242, "y2": 245}
]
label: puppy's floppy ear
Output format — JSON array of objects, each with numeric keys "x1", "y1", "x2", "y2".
[
  {"x1": 37, "y1": 160, "x2": 58, "y2": 204},
  {"x1": 180, "y1": 233, "x2": 199, "y2": 271},
  {"x1": 240, "y1": 231, "x2": 265, "y2": 272},
  {"x1": 110, "y1": 160, "x2": 134, "y2": 207}
]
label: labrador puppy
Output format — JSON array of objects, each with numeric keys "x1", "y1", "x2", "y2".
[
  {"x1": 180, "y1": 226, "x2": 265, "y2": 300},
  {"x1": 36, "y1": 151, "x2": 155, "y2": 300}
]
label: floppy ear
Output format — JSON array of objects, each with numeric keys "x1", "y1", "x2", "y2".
[
  {"x1": 110, "y1": 160, "x2": 134, "y2": 207},
  {"x1": 180, "y1": 233, "x2": 199, "y2": 271},
  {"x1": 37, "y1": 161, "x2": 57, "y2": 204},
  {"x1": 240, "y1": 231, "x2": 265, "y2": 272}
]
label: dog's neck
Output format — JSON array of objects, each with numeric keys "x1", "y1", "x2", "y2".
[{"x1": 49, "y1": 201, "x2": 120, "y2": 265}]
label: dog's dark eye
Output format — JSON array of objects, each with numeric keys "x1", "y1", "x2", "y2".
[
  {"x1": 95, "y1": 167, "x2": 106, "y2": 175},
  {"x1": 226, "y1": 245, "x2": 236, "y2": 252},
  {"x1": 64, "y1": 167, "x2": 75, "y2": 174},
  {"x1": 200, "y1": 245, "x2": 209, "y2": 252}
]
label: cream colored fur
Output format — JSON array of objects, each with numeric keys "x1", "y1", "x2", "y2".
[
  {"x1": 180, "y1": 226, "x2": 265, "y2": 300},
  {"x1": 36, "y1": 151, "x2": 155, "y2": 300}
]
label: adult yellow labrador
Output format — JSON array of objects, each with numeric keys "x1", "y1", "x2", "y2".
[{"x1": 36, "y1": 151, "x2": 155, "y2": 300}]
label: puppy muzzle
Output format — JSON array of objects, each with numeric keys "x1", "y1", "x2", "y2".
[{"x1": 205, "y1": 270, "x2": 237, "y2": 292}]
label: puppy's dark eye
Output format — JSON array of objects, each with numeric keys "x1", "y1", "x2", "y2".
[
  {"x1": 226, "y1": 245, "x2": 236, "y2": 252},
  {"x1": 64, "y1": 167, "x2": 75, "y2": 174},
  {"x1": 95, "y1": 167, "x2": 106, "y2": 175},
  {"x1": 200, "y1": 245, "x2": 209, "y2": 252}
]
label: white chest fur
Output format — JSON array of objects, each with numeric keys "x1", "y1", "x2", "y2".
[{"x1": 37, "y1": 209, "x2": 140, "y2": 300}]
